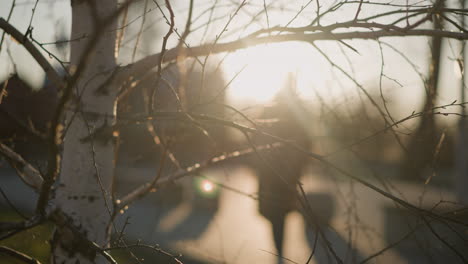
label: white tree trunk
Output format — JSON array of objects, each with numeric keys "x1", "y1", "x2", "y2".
[{"x1": 52, "y1": 0, "x2": 117, "y2": 263}]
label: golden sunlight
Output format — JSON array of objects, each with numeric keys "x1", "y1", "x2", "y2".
[{"x1": 223, "y1": 42, "x2": 323, "y2": 103}]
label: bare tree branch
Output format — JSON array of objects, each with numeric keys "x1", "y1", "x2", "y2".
[
  {"x1": 0, "y1": 246, "x2": 42, "y2": 264},
  {"x1": 119, "y1": 26, "x2": 468, "y2": 83},
  {"x1": 0, "y1": 18, "x2": 63, "y2": 88},
  {"x1": 117, "y1": 142, "x2": 281, "y2": 209},
  {"x1": 0, "y1": 143, "x2": 43, "y2": 191}
]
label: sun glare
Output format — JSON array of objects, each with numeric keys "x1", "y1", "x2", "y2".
[{"x1": 223, "y1": 42, "x2": 320, "y2": 103}]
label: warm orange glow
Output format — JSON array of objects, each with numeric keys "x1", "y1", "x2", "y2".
[{"x1": 223, "y1": 42, "x2": 320, "y2": 103}]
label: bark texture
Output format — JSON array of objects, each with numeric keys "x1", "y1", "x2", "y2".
[{"x1": 52, "y1": 0, "x2": 118, "y2": 263}]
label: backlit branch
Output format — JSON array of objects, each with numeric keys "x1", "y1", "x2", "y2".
[
  {"x1": 119, "y1": 26, "x2": 468, "y2": 83},
  {"x1": 0, "y1": 143, "x2": 43, "y2": 191},
  {"x1": 0, "y1": 18, "x2": 63, "y2": 88},
  {"x1": 0, "y1": 246, "x2": 42, "y2": 264},
  {"x1": 117, "y1": 142, "x2": 282, "y2": 209},
  {"x1": 115, "y1": 105, "x2": 468, "y2": 228}
]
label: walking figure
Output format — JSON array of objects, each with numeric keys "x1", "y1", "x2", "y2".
[{"x1": 254, "y1": 76, "x2": 311, "y2": 261}]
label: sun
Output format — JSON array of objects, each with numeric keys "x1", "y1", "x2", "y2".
[{"x1": 223, "y1": 42, "x2": 320, "y2": 103}]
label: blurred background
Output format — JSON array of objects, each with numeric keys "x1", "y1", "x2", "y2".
[{"x1": 1, "y1": 0, "x2": 467, "y2": 263}]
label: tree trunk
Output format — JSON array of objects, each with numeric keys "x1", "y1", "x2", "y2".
[
  {"x1": 51, "y1": 0, "x2": 117, "y2": 263},
  {"x1": 400, "y1": 1, "x2": 443, "y2": 180}
]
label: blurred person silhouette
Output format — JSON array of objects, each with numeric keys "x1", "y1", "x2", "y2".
[{"x1": 252, "y1": 74, "x2": 312, "y2": 262}]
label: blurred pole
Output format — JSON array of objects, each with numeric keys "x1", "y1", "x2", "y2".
[{"x1": 455, "y1": 0, "x2": 468, "y2": 204}]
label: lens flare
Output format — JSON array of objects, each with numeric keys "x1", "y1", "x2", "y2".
[
  {"x1": 194, "y1": 178, "x2": 219, "y2": 198},
  {"x1": 201, "y1": 180, "x2": 214, "y2": 192}
]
